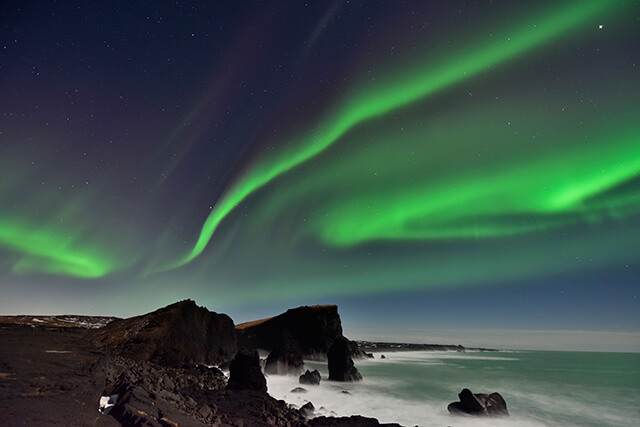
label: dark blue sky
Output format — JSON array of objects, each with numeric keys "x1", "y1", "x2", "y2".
[{"x1": 1, "y1": 1, "x2": 639, "y2": 351}]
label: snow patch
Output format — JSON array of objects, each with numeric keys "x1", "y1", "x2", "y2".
[{"x1": 99, "y1": 394, "x2": 119, "y2": 414}]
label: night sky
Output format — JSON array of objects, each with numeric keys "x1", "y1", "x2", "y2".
[{"x1": 2, "y1": 1, "x2": 639, "y2": 351}]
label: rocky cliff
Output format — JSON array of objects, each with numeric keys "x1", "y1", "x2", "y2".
[
  {"x1": 93, "y1": 299, "x2": 236, "y2": 368},
  {"x1": 236, "y1": 305, "x2": 347, "y2": 359}
]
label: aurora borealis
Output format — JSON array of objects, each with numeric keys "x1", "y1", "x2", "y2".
[{"x1": 1, "y1": 1, "x2": 639, "y2": 350}]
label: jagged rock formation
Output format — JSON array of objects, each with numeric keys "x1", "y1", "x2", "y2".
[
  {"x1": 265, "y1": 331, "x2": 305, "y2": 375},
  {"x1": 236, "y1": 305, "x2": 348, "y2": 358},
  {"x1": 0, "y1": 301, "x2": 402, "y2": 426},
  {"x1": 447, "y1": 388, "x2": 509, "y2": 416},
  {"x1": 99, "y1": 355, "x2": 304, "y2": 426},
  {"x1": 310, "y1": 415, "x2": 402, "y2": 426},
  {"x1": 226, "y1": 349, "x2": 267, "y2": 392},
  {"x1": 299, "y1": 369, "x2": 321, "y2": 385},
  {"x1": 328, "y1": 337, "x2": 363, "y2": 382},
  {"x1": 92, "y1": 299, "x2": 236, "y2": 368}
]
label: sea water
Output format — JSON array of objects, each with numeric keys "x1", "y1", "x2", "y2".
[{"x1": 266, "y1": 350, "x2": 640, "y2": 427}]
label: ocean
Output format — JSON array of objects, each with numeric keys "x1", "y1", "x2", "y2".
[{"x1": 266, "y1": 350, "x2": 640, "y2": 427}]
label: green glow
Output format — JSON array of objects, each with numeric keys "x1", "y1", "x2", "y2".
[
  {"x1": 312, "y1": 127, "x2": 640, "y2": 245},
  {"x1": 171, "y1": 0, "x2": 620, "y2": 269},
  {"x1": 0, "y1": 217, "x2": 117, "y2": 278}
]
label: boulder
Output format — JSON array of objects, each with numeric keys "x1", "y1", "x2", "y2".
[
  {"x1": 226, "y1": 350, "x2": 267, "y2": 392},
  {"x1": 447, "y1": 388, "x2": 509, "y2": 416},
  {"x1": 92, "y1": 300, "x2": 237, "y2": 368},
  {"x1": 265, "y1": 332, "x2": 305, "y2": 375},
  {"x1": 328, "y1": 337, "x2": 362, "y2": 382},
  {"x1": 291, "y1": 387, "x2": 308, "y2": 393},
  {"x1": 300, "y1": 401, "x2": 315, "y2": 417},
  {"x1": 299, "y1": 369, "x2": 321, "y2": 385}
]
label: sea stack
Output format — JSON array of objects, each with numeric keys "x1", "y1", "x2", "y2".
[
  {"x1": 226, "y1": 349, "x2": 267, "y2": 392},
  {"x1": 328, "y1": 337, "x2": 363, "y2": 381}
]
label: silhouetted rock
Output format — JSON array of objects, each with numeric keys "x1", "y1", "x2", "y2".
[
  {"x1": 291, "y1": 387, "x2": 308, "y2": 393},
  {"x1": 237, "y1": 305, "x2": 347, "y2": 358},
  {"x1": 328, "y1": 337, "x2": 362, "y2": 382},
  {"x1": 93, "y1": 300, "x2": 236, "y2": 368},
  {"x1": 447, "y1": 388, "x2": 509, "y2": 416},
  {"x1": 310, "y1": 415, "x2": 402, "y2": 426},
  {"x1": 226, "y1": 349, "x2": 267, "y2": 392},
  {"x1": 300, "y1": 369, "x2": 321, "y2": 385},
  {"x1": 1, "y1": 302, "x2": 403, "y2": 426},
  {"x1": 265, "y1": 331, "x2": 305, "y2": 375},
  {"x1": 300, "y1": 401, "x2": 315, "y2": 417},
  {"x1": 380, "y1": 354, "x2": 386, "y2": 359}
]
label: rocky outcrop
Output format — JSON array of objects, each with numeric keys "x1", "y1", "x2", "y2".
[
  {"x1": 310, "y1": 415, "x2": 403, "y2": 426},
  {"x1": 92, "y1": 300, "x2": 236, "y2": 368},
  {"x1": 300, "y1": 369, "x2": 321, "y2": 385},
  {"x1": 236, "y1": 305, "x2": 346, "y2": 358},
  {"x1": 98, "y1": 355, "x2": 303, "y2": 426},
  {"x1": 226, "y1": 349, "x2": 267, "y2": 392},
  {"x1": 447, "y1": 388, "x2": 509, "y2": 416},
  {"x1": 328, "y1": 337, "x2": 362, "y2": 382},
  {"x1": 1, "y1": 301, "x2": 405, "y2": 426},
  {"x1": 265, "y1": 331, "x2": 305, "y2": 375}
]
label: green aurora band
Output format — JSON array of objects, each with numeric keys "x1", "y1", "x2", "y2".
[
  {"x1": 0, "y1": 217, "x2": 116, "y2": 278},
  {"x1": 169, "y1": 0, "x2": 635, "y2": 269}
]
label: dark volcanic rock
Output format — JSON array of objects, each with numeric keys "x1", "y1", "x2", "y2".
[
  {"x1": 236, "y1": 305, "x2": 347, "y2": 358},
  {"x1": 328, "y1": 337, "x2": 362, "y2": 382},
  {"x1": 447, "y1": 388, "x2": 509, "y2": 416},
  {"x1": 0, "y1": 324, "x2": 120, "y2": 427},
  {"x1": 310, "y1": 415, "x2": 402, "y2": 426},
  {"x1": 99, "y1": 355, "x2": 303, "y2": 426},
  {"x1": 226, "y1": 349, "x2": 267, "y2": 392},
  {"x1": 265, "y1": 331, "x2": 305, "y2": 375},
  {"x1": 93, "y1": 299, "x2": 236, "y2": 368},
  {"x1": 2, "y1": 302, "x2": 405, "y2": 426},
  {"x1": 300, "y1": 369, "x2": 322, "y2": 385},
  {"x1": 300, "y1": 401, "x2": 315, "y2": 417}
]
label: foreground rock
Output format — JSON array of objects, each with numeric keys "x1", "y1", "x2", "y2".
[
  {"x1": 227, "y1": 349, "x2": 267, "y2": 392},
  {"x1": 93, "y1": 299, "x2": 237, "y2": 368},
  {"x1": 300, "y1": 369, "x2": 322, "y2": 385},
  {"x1": 328, "y1": 337, "x2": 363, "y2": 381},
  {"x1": 310, "y1": 415, "x2": 402, "y2": 426},
  {"x1": 447, "y1": 388, "x2": 509, "y2": 416}
]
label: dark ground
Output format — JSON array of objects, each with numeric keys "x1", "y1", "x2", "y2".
[
  {"x1": 0, "y1": 324, "x2": 119, "y2": 426},
  {"x1": 0, "y1": 317, "x2": 401, "y2": 426}
]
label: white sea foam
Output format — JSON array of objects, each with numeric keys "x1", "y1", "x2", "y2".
[
  {"x1": 267, "y1": 372, "x2": 548, "y2": 426},
  {"x1": 265, "y1": 351, "x2": 638, "y2": 427}
]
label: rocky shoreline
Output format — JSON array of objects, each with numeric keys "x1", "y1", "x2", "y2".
[
  {"x1": 0, "y1": 301, "x2": 401, "y2": 426},
  {"x1": 0, "y1": 300, "x2": 505, "y2": 426}
]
